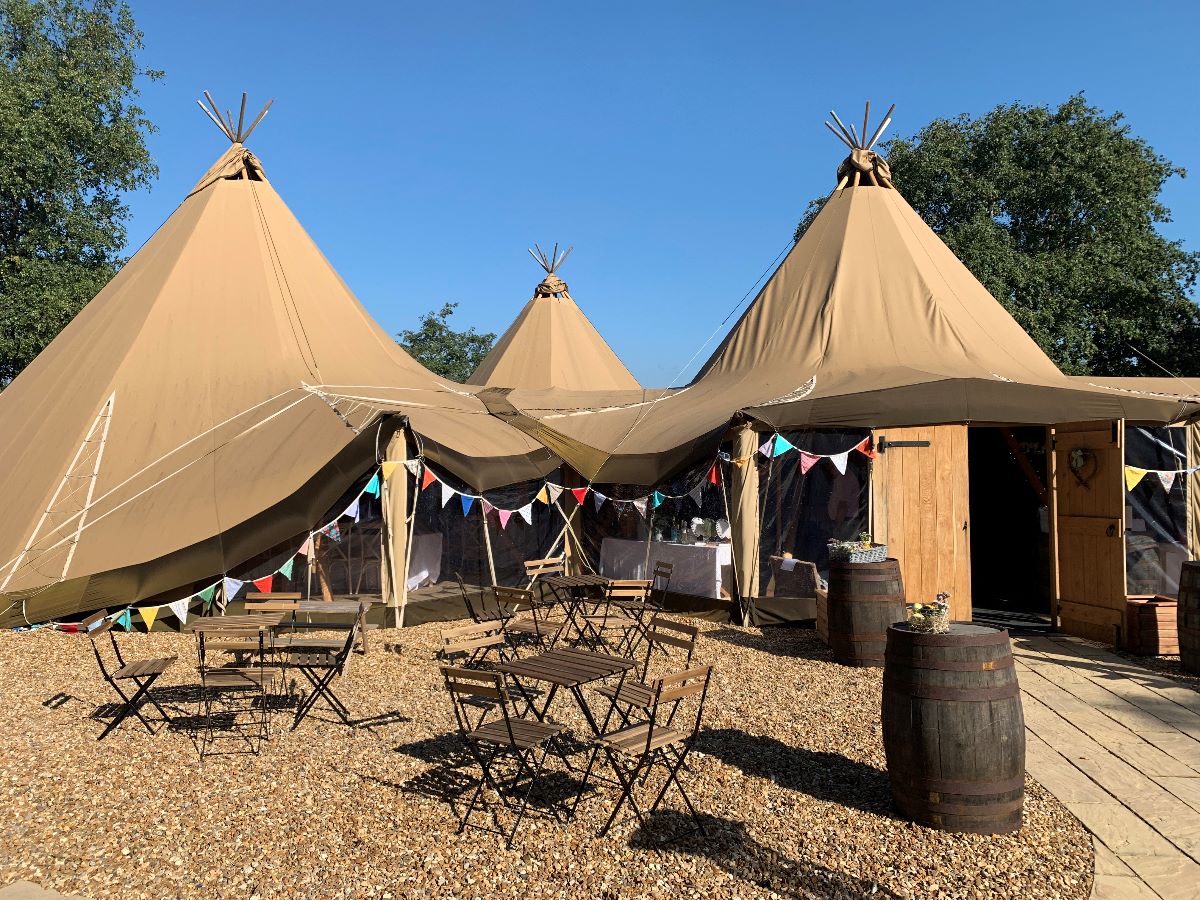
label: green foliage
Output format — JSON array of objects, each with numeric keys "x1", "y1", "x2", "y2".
[
  {"x1": 0, "y1": 0, "x2": 160, "y2": 384},
  {"x1": 397, "y1": 302, "x2": 496, "y2": 382},
  {"x1": 795, "y1": 95, "x2": 1200, "y2": 376}
]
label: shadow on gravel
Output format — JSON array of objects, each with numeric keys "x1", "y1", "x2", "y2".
[
  {"x1": 703, "y1": 627, "x2": 834, "y2": 661},
  {"x1": 697, "y1": 728, "x2": 892, "y2": 816},
  {"x1": 629, "y1": 810, "x2": 901, "y2": 898}
]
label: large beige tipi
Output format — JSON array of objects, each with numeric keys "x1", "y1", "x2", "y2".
[{"x1": 0, "y1": 97, "x2": 554, "y2": 626}]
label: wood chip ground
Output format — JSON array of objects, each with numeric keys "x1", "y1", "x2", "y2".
[{"x1": 0, "y1": 621, "x2": 1093, "y2": 899}]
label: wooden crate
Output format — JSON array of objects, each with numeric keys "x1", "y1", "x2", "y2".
[{"x1": 1123, "y1": 595, "x2": 1179, "y2": 655}]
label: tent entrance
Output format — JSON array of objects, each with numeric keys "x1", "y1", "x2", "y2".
[{"x1": 967, "y1": 426, "x2": 1052, "y2": 630}]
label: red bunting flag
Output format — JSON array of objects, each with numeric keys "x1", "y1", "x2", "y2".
[
  {"x1": 707, "y1": 464, "x2": 720, "y2": 486},
  {"x1": 855, "y1": 438, "x2": 877, "y2": 460},
  {"x1": 421, "y1": 468, "x2": 437, "y2": 490},
  {"x1": 252, "y1": 574, "x2": 274, "y2": 593},
  {"x1": 571, "y1": 487, "x2": 589, "y2": 504}
]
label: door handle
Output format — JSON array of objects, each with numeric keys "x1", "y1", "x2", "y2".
[{"x1": 1106, "y1": 524, "x2": 1116, "y2": 537}]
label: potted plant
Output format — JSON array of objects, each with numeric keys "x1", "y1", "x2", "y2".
[
  {"x1": 827, "y1": 532, "x2": 888, "y2": 563},
  {"x1": 906, "y1": 592, "x2": 951, "y2": 633}
]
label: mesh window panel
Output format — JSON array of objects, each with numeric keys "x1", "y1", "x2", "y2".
[{"x1": 1125, "y1": 426, "x2": 1189, "y2": 597}]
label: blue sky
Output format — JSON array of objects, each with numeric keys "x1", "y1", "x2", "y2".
[{"x1": 126, "y1": 1, "x2": 1199, "y2": 386}]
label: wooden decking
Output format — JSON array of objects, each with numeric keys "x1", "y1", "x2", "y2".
[{"x1": 1014, "y1": 635, "x2": 1200, "y2": 899}]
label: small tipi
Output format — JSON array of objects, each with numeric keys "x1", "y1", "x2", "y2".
[{"x1": 467, "y1": 245, "x2": 640, "y2": 390}]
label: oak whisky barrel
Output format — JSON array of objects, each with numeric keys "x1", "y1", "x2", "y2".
[
  {"x1": 1179, "y1": 562, "x2": 1200, "y2": 675},
  {"x1": 826, "y1": 558, "x2": 905, "y2": 666},
  {"x1": 882, "y1": 623, "x2": 1025, "y2": 834}
]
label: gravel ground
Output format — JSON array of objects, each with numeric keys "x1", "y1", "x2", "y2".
[{"x1": 0, "y1": 620, "x2": 1092, "y2": 899}]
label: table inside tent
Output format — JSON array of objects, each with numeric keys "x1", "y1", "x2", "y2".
[
  {"x1": 406, "y1": 532, "x2": 443, "y2": 590},
  {"x1": 599, "y1": 538, "x2": 732, "y2": 599}
]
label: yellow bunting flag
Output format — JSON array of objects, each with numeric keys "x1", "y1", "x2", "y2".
[
  {"x1": 381, "y1": 461, "x2": 400, "y2": 481},
  {"x1": 535, "y1": 486, "x2": 549, "y2": 505},
  {"x1": 1124, "y1": 466, "x2": 1149, "y2": 492},
  {"x1": 139, "y1": 605, "x2": 159, "y2": 631}
]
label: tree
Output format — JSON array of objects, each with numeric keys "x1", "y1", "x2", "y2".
[
  {"x1": 795, "y1": 95, "x2": 1200, "y2": 376},
  {"x1": 0, "y1": 0, "x2": 160, "y2": 384},
  {"x1": 397, "y1": 302, "x2": 496, "y2": 381}
]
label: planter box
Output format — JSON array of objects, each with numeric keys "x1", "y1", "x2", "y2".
[{"x1": 1124, "y1": 595, "x2": 1179, "y2": 655}]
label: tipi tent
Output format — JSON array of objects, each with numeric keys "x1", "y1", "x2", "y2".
[
  {"x1": 467, "y1": 245, "x2": 639, "y2": 391},
  {"x1": 0, "y1": 97, "x2": 555, "y2": 627}
]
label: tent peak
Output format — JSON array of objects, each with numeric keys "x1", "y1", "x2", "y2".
[
  {"x1": 196, "y1": 91, "x2": 274, "y2": 144},
  {"x1": 825, "y1": 101, "x2": 896, "y2": 189},
  {"x1": 528, "y1": 242, "x2": 573, "y2": 276}
]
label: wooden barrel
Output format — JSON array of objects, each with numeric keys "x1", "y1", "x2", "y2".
[
  {"x1": 882, "y1": 623, "x2": 1025, "y2": 834},
  {"x1": 1179, "y1": 562, "x2": 1200, "y2": 675},
  {"x1": 826, "y1": 558, "x2": 905, "y2": 666}
]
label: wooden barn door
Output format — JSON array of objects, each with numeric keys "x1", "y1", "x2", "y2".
[
  {"x1": 870, "y1": 425, "x2": 972, "y2": 620},
  {"x1": 1051, "y1": 420, "x2": 1126, "y2": 643}
]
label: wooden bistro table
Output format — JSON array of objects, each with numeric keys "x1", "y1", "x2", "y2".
[
  {"x1": 184, "y1": 613, "x2": 285, "y2": 668},
  {"x1": 497, "y1": 647, "x2": 634, "y2": 737},
  {"x1": 541, "y1": 574, "x2": 611, "y2": 647}
]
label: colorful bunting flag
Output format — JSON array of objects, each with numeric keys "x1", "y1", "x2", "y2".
[
  {"x1": 441, "y1": 482, "x2": 455, "y2": 507},
  {"x1": 571, "y1": 487, "x2": 588, "y2": 505},
  {"x1": 363, "y1": 474, "x2": 381, "y2": 497},
  {"x1": 535, "y1": 485, "x2": 549, "y2": 505},
  {"x1": 498, "y1": 509, "x2": 512, "y2": 529},
  {"x1": 198, "y1": 584, "x2": 217, "y2": 608},
  {"x1": 759, "y1": 438, "x2": 775, "y2": 458},
  {"x1": 799, "y1": 451, "x2": 819, "y2": 475},
  {"x1": 517, "y1": 503, "x2": 533, "y2": 525},
  {"x1": 773, "y1": 434, "x2": 795, "y2": 457},
  {"x1": 482, "y1": 499, "x2": 494, "y2": 515},
  {"x1": 651, "y1": 491, "x2": 664, "y2": 509},
  {"x1": 403, "y1": 460, "x2": 422, "y2": 477},
  {"x1": 117, "y1": 609, "x2": 132, "y2": 631},
  {"x1": 548, "y1": 485, "x2": 563, "y2": 504},
  {"x1": 422, "y1": 468, "x2": 437, "y2": 490},
  {"x1": 139, "y1": 606, "x2": 158, "y2": 630},
  {"x1": 297, "y1": 536, "x2": 313, "y2": 557},
  {"x1": 633, "y1": 498, "x2": 648, "y2": 517},
  {"x1": 167, "y1": 599, "x2": 189, "y2": 625},
  {"x1": 689, "y1": 484, "x2": 704, "y2": 508},
  {"x1": 344, "y1": 498, "x2": 360, "y2": 521},
  {"x1": 323, "y1": 521, "x2": 342, "y2": 542},
  {"x1": 461, "y1": 494, "x2": 475, "y2": 516},
  {"x1": 381, "y1": 461, "x2": 400, "y2": 481},
  {"x1": 223, "y1": 577, "x2": 244, "y2": 602},
  {"x1": 593, "y1": 491, "x2": 607, "y2": 513},
  {"x1": 278, "y1": 558, "x2": 295, "y2": 580},
  {"x1": 855, "y1": 438, "x2": 876, "y2": 460},
  {"x1": 707, "y1": 464, "x2": 720, "y2": 486},
  {"x1": 830, "y1": 452, "x2": 849, "y2": 475},
  {"x1": 1124, "y1": 466, "x2": 1149, "y2": 492},
  {"x1": 1158, "y1": 471, "x2": 1177, "y2": 493},
  {"x1": 252, "y1": 574, "x2": 274, "y2": 593}
]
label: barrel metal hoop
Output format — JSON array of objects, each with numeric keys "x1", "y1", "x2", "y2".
[
  {"x1": 829, "y1": 596, "x2": 906, "y2": 603},
  {"x1": 897, "y1": 773, "x2": 1026, "y2": 795},
  {"x1": 895, "y1": 795, "x2": 1026, "y2": 817},
  {"x1": 833, "y1": 633, "x2": 895, "y2": 642},
  {"x1": 884, "y1": 677, "x2": 1021, "y2": 701},
  {"x1": 884, "y1": 656, "x2": 1015, "y2": 672}
]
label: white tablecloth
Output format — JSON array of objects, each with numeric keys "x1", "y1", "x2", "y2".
[
  {"x1": 600, "y1": 538, "x2": 732, "y2": 599},
  {"x1": 407, "y1": 532, "x2": 443, "y2": 590}
]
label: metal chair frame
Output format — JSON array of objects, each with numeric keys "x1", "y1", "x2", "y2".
[
  {"x1": 83, "y1": 610, "x2": 177, "y2": 741},
  {"x1": 286, "y1": 606, "x2": 363, "y2": 730},
  {"x1": 196, "y1": 626, "x2": 277, "y2": 758}
]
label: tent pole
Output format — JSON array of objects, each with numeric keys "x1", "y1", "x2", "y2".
[
  {"x1": 480, "y1": 504, "x2": 498, "y2": 587},
  {"x1": 399, "y1": 477, "x2": 417, "y2": 628},
  {"x1": 305, "y1": 529, "x2": 315, "y2": 600}
]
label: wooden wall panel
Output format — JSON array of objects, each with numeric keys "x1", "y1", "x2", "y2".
[{"x1": 871, "y1": 425, "x2": 971, "y2": 620}]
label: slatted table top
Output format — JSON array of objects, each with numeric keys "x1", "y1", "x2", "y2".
[
  {"x1": 295, "y1": 601, "x2": 364, "y2": 615},
  {"x1": 497, "y1": 647, "x2": 634, "y2": 688},
  {"x1": 541, "y1": 574, "x2": 610, "y2": 590},
  {"x1": 183, "y1": 613, "x2": 285, "y2": 632}
]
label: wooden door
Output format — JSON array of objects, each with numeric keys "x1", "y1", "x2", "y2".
[
  {"x1": 1051, "y1": 421, "x2": 1126, "y2": 643},
  {"x1": 870, "y1": 425, "x2": 972, "y2": 620}
]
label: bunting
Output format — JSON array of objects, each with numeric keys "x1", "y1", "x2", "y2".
[
  {"x1": 116, "y1": 609, "x2": 132, "y2": 631},
  {"x1": 223, "y1": 577, "x2": 245, "y2": 602},
  {"x1": 344, "y1": 498, "x2": 360, "y2": 521},
  {"x1": 1124, "y1": 464, "x2": 1198, "y2": 492},
  {"x1": 633, "y1": 498, "x2": 648, "y2": 517},
  {"x1": 252, "y1": 574, "x2": 274, "y2": 593},
  {"x1": 297, "y1": 536, "x2": 313, "y2": 557},
  {"x1": 707, "y1": 464, "x2": 720, "y2": 486},
  {"x1": 1125, "y1": 466, "x2": 1149, "y2": 491},
  {"x1": 535, "y1": 485, "x2": 550, "y2": 505},
  {"x1": 139, "y1": 606, "x2": 158, "y2": 630},
  {"x1": 167, "y1": 599, "x2": 189, "y2": 625},
  {"x1": 364, "y1": 473, "x2": 382, "y2": 497},
  {"x1": 548, "y1": 485, "x2": 564, "y2": 504},
  {"x1": 1158, "y1": 471, "x2": 1177, "y2": 493},
  {"x1": 422, "y1": 468, "x2": 437, "y2": 490},
  {"x1": 651, "y1": 491, "x2": 664, "y2": 509},
  {"x1": 381, "y1": 461, "x2": 400, "y2": 481},
  {"x1": 517, "y1": 503, "x2": 532, "y2": 525},
  {"x1": 830, "y1": 452, "x2": 849, "y2": 475},
  {"x1": 799, "y1": 452, "x2": 819, "y2": 475},
  {"x1": 482, "y1": 499, "x2": 495, "y2": 515},
  {"x1": 198, "y1": 584, "x2": 217, "y2": 608},
  {"x1": 498, "y1": 509, "x2": 512, "y2": 529},
  {"x1": 594, "y1": 491, "x2": 607, "y2": 513},
  {"x1": 689, "y1": 484, "x2": 704, "y2": 508},
  {"x1": 278, "y1": 558, "x2": 295, "y2": 581},
  {"x1": 773, "y1": 434, "x2": 795, "y2": 457},
  {"x1": 461, "y1": 494, "x2": 475, "y2": 516},
  {"x1": 441, "y1": 482, "x2": 455, "y2": 507},
  {"x1": 571, "y1": 487, "x2": 588, "y2": 505},
  {"x1": 403, "y1": 460, "x2": 422, "y2": 477}
]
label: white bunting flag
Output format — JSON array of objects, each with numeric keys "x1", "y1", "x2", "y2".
[
  {"x1": 167, "y1": 599, "x2": 190, "y2": 625},
  {"x1": 593, "y1": 492, "x2": 607, "y2": 513},
  {"x1": 441, "y1": 481, "x2": 456, "y2": 507},
  {"x1": 547, "y1": 485, "x2": 564, "y2": 504},
  {"x1": 689, "y1": 484, "x2": 703, "y2": 508},
  {"x1": 830, "y1": 452, "x2": 849, "y2": 475},
  {"x1": 633, "y1": 498, "x2": 648, "y2": 517},
  {"x1": 223, "y1": 577, "x2": 244, "y2": 601},
  {"x1": 759, "y1": 438, "x2": 774, "y2": 458},
  {"x1": 403, "y1": 460, "x2": 422, "y2": 476},
  {"x1": 1158, "y1": 471, "x2": 1177, "y2": 493},
  {"x1": 517, "y1": 503, "x2": 533, "y2": 525},
  {"x1": 344, "y1": 497, "x2": 360, "y2": 521}
]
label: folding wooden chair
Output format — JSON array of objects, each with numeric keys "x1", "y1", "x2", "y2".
[
  {"x1": 594, "y1": 616, "x2": 700, "y2": 715},
  {"x1": 196, "y1": 627, "x2": 278, "y2": 758},
  {"x1": 523, "y1": 555, "x2": 565, "y2": 582},
  {"x1": 439, "y1": 620, "x2": 513, "y2": 669},
  {"x1": 601, "y1": 579, "x2": 656, "y2": 654},
  {"x1": 286, "y1": 611, "x2": 361, "y2": 730},
  {"x1": 577, "y1": 665, "x2": 713, "y2": 845},
  {"x1": 650, "y1": 560, "x2": 673, "y2": 604},
  {"x1": 455, "y1": 573, "x2": 512, "y2": 625},
  {"x1": 442, "y1": 666, "x2": 570, "y2": 848},
  {"x1": 575, "y1": 580, "x2": 644, "y2": 654},
  {"x1": 82, "y1": 610, "x2": 177, "y2": 741},
  {"x1": 492, "y1": 585, "x2": 559, "y2": 651}
]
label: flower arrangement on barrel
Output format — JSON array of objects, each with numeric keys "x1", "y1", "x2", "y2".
[
  {"x1": 827, "y1": 532, "x2": 888, "y2": 564},
  {"x1": 906, "y1": 592, "x2": 951, "y2": 633}
]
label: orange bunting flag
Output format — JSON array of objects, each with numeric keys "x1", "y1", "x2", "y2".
[
  {"x1": 571, "y1": 487, "x2": 589, "y2": 504},
  {"x1": 252, "y1": 574, "x2": 274, "y2": 593},
  {"x1": 855, "y1": 438, "x2": 876, "y2": 460},
  {"x1": 421, "y1": 468, "x2": 437, "y2": 491},
  {"x1": 707, "y1": 464, "x2": 720, "y2": 486},
  {"x1": 535, "y1": 485, "x2": 549, "y2": 505}
]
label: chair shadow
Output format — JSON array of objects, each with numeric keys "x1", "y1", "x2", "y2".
[
  {"x1": 697, "y1": 728, "x2": 892, "y2": 816},
  {"x1": 702, "y1": 627, "x2": 834, "y2": 662},
  {"x1": 629, "y1": 811, "x2": 901, "y2": 899}
]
